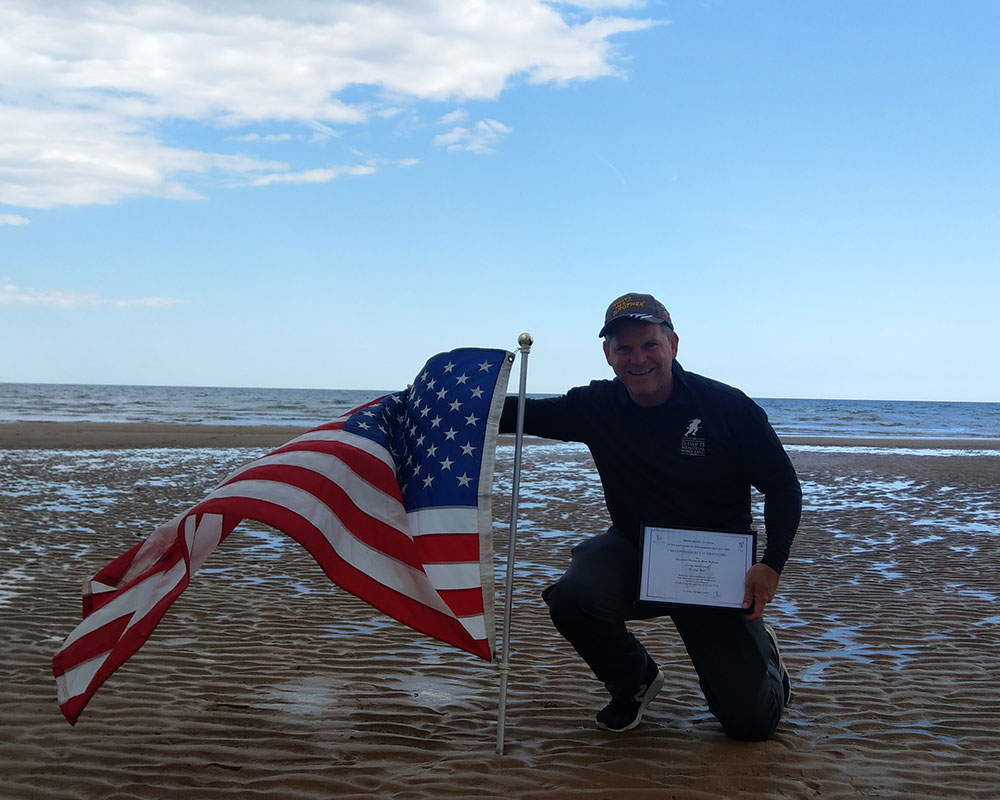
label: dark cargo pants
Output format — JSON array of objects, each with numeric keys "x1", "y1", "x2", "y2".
[{"x1": 542, "y1": 528, "x2": 786, "y2": 741}]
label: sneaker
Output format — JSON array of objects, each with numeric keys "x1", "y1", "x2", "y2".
[
  {"x1": 763, "y1": 622, "x2": 791, "y2": 706},
  {"x1": 595, "y1": 667, "x2": 665, "y2": 732}
]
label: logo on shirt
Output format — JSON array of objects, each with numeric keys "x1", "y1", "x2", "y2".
[{"x1": 680, "y1": 418, "x2": 706, "y2": 456}]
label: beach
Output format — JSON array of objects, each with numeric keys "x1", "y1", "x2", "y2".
[{"x1": 2, "y1": 425, "x2": 999, "y2": 799}]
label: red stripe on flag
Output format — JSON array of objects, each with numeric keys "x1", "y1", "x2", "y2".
[
  {"x1": 413, "y1": 533, "x2": 480, "y2": 563},
  {"x1": 193, "y1": 496, "x2": 490, "y2": 657},
  {"x1": 51, "y1": 615, "x2": 130, "y2": 678},
  {"x1": 263, "y1": 438, "x2": 402, "y2": 499},
  {"x1": 84, "y1": 538, "x2": 189, "y2": 616},
  {"x1": 437, "y1": 587, "x2": 488, "y2": 618},
  {"x1": 55, "y1": 557, "x2": 195, "y2": 724},
  {"x1": 219, "y1": 462, "x2": 420, "y2": 566}
]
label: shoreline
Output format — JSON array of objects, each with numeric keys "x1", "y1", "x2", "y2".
[{"x1": 1, "y1": 421, "x2": 998, "y2": 450}]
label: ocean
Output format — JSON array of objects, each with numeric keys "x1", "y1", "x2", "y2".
[{"x1": 1, "y1": 382, "x2": 999, "y2": 441}]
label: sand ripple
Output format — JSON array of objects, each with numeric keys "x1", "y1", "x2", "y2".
[{"x1": 2, "y1": 444, "x2": 999, "y2": 798}]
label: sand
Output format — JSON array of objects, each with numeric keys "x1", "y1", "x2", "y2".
[
  {"x1": 3, "y1": 421, "x2": 1000, "y2": 451},
  {"x1": 2, "y1": 426, "x2": 999, "y2": 799},
  {"x1": 0, "y1": 422, "x2": 311, "y2": 450}
]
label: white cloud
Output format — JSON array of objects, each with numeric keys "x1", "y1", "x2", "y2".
[
  {"x1": 434, "y1": 119, "x2": 513, "y2": 153},
  {"x1": 0, "y1": 1, "x2": 655, "y2": 209},
  {"x1": 562, "y1": 0, "x2": 645, "y2": 9},
  {"x1": 0, "y1": 106, "x2": 287, "y2": 208},
  {"x1": 251, "y1": 164, "x2": 377, "y2": 186},
  {"x1": 0, "y1": 283, "x2": 189, "y2": 309},
  {"x1": 231, "y1": 133, "x2": 294, "y2": 143},
  {"x1": 303, "y1": 120, "x2": 341, "y2": 140},
  {"x1": 0, "y1": 214, "x2": 30, "y2": 226},
  {"x1": 440, "y1": 109, "x2": 469, "y2": 125}
]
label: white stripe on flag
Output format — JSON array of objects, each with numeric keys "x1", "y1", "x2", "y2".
[
  {"x1": 221, "y1": 448, "x2": 411, "y2": 535},
  {"x1": 60, "y1": 557, "x2": 187, "y2": 652},
  {"x1": 457, "y1": 614, "x2": 487, "y2": 642},
  {"x1": 184, "y1": 513, "x2": 225, "y2": 574},
  {"x1": 86, "y1": 580, "x2": 120, "y2": 596},
  {"x1": 206, "y1": 479, "x2": 455, "y2": 616},
  {"x1": 59, "y1": 558, "x2": 190, "y2": 705},
  {"x1": 423, "y1": 562, "x2": 482, "y2": 591},
  {"x1": 221, "y1": 429, "x2": 396, "y2": 482},
  {"x1": 121, "y1": 558, "x2": 189, "y2": 635},
  {"x1": 116, "y1": 518, "x2": 185, "y2": 587},
  {"x1": 56, "y1": 652, "x2": 107, "y2": 706},
  {"x1": 407, "y1": 507, "x2": 478, "y2": 536},
  {"x1": 290, "y1": 428, "x2": 398, "y2": 464}
]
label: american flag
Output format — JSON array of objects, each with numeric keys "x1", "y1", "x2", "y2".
[{"x1": 52, "y1": 347, "x2": 514, "y2": 725}]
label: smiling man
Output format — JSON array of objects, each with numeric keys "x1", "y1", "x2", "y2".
[
  {"x1": 601, "y1": 312, "x2": 678, "y2": 406},
  {"x1": 500, "y1": 292, "x2": 802, "y2": 739}
]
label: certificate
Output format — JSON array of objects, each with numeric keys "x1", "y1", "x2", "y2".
[{"x1": 638, "y1": 526, "x2": 755, "y2": 610}]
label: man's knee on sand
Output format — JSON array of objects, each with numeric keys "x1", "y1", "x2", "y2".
[
  {"x1": 707, "y1": 683, "x2": 784, "y2": 742},
  {"x1": 718, "y1": 709, "x2": 782, "y2": 742}
]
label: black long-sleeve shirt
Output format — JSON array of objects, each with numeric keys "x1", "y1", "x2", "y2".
[{"x1": 500, "y1": 361, "x2": 802, "y2": 573}]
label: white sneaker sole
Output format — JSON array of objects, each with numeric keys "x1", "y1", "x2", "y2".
[
  {"x1": 763, "y1": 622, "x2": 791, "y2": 706},
  {"x1": 596, "y1": 668, "x2": 666, "y2": 732}
]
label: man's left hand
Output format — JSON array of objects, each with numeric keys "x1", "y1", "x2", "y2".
[{"x1": 742, "y1": 563, "x2": 780, "y2": 620}]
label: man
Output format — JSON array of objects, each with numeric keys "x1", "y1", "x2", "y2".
[{"x1": 500, "y1": 293, "x2": 802, "y2": 740}]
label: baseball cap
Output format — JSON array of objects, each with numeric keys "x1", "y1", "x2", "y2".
[{"x1": 598, "y1": 293, "x2": 674, "y2": 338}]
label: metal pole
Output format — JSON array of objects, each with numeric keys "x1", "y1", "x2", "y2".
[{"x1": 496, "y1": 332, "x2": 532, "y2": 755}]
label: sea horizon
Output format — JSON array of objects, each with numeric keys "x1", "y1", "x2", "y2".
[
  {"x1": 1, "y1": 381, "x2": 999, "y2": 441},
  {"x1": 2, "y1": 378, "x2": 995, "y2": 405}
]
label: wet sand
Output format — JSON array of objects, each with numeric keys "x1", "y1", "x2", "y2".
[
  {"x1": 0, "y1": 422, "x2": 310, "y2": 450},
  {"x1": 2, "y1": 429, "x2": 999, "y2": 798},
  {"x1": 3, "y1": 420, "x2": 1000, "y2": 451}
]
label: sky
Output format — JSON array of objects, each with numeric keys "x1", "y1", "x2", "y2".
[{"x1": 1, "y1": 0, "x2": 998, "y2": 402}]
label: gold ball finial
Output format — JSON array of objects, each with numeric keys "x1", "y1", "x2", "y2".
[{"x1": 518, "y1": 332, "x2": 533, "y2": 348}]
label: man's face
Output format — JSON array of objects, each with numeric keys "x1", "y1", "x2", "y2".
[{"x1": 603, "y1": 320, "x2": 679, "y2": 407}]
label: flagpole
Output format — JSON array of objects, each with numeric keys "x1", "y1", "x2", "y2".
[{"x1": 496, "y1": 332, "x2": 532, "y2": 755}]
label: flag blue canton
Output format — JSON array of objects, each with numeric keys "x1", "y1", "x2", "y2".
[{"x1": 342, "y1": 348, "x2": 511, "y2": 512}]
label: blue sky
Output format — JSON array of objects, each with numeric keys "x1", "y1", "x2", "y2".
[{"x1": 1, "y1": 0, "x2": 997, "y2": 402}]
